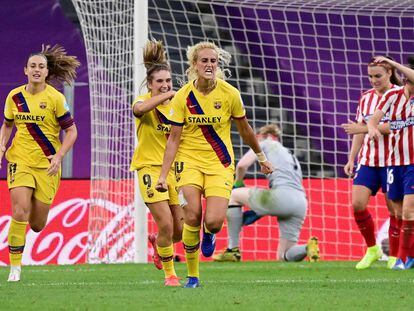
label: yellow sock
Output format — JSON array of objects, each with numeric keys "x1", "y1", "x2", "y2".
[
  {"x1": 157, "y1": 244, "x2": 176, "y2": 278},
  {"x1": 8, "y1": 218, "x2": 28, "y2": 267},
  {"x1": 183, "y1": 223, "x2": 200, "y2": 278}
]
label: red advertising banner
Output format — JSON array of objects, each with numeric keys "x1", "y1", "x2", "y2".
[
  {"x1": 0, "y1": 179, "x2": 390, "y2": 265},
  {"x1": 0, "y1": 180, "x2": 90, "y2": 266}
]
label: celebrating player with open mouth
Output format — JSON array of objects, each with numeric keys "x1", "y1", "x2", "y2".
[{"x1": 156, "y1": 41, "x2": 273, "y2": 288}]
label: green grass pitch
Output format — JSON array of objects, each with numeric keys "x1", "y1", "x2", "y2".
[{"x1": 1, "y1": 261, "x2": 413, "y2": 310}]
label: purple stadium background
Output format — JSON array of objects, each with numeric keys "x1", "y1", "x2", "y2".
[
  {"x1": 2, "y1": 1, "x2": 414, "y2": 179},
  {"x1": 211, "y1": 4, "x2": 414, "y2": 176},
  {"x1": 0, "y1": 0, "x2": 90, "y2": 178}
]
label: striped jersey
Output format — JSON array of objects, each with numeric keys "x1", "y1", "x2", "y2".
[
  {"x1": 130, "y1": 92, "x2": 173, "y2": 170},
  {"x1": 355, "y1": 87, "x2": 394, "y2": 167},
  {"x1": 167, "y1": 78, "x2": 246, "y2": 172},
  {"x1": 377, "y1": 86, "x2": 414, "y2": 166},
  {"x1": 3, "y1": 84, "x2": 74, "y2": 168}
]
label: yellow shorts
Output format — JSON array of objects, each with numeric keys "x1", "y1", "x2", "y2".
[
  {"x1": 7, "y1": 162, "x2": 61, "y2": 205},
  {"x1": 137, "y1": 166, "x2": 179, "y2": 205},
  {"x1": 174, "y1": 161, "x2": 234, "y2": 199}
]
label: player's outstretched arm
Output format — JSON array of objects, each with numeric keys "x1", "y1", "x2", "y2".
[
  {"x1": 342, "y1": 119, "x2": 390, "y2": 136},
  {"x1": 233, "y1": 117, "x2": 273, "y2": 175},
  {"x1": 132, "y1": 91, "x2": 175, "y2": 117},
  {"x1": 0, "y1": 120, "x2": 14, "y2": 169},
  {"x1": 341, "y1": 120, "x2": 367, "y2": 135}
]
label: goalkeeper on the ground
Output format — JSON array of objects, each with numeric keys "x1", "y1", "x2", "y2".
[{"x1": 213, "y1": 124, "x2": 319, "y2": 262}]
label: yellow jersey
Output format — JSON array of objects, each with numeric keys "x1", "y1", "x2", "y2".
[
  {"x1": 3, "y1": 84, "x2": 74, "y2": 168},
  {"x1": 167, "y1": 78, "x2": 245, "y2": 172},
  {"x1": 130, "y1": 92, "x2": 173, "y2": 170}
]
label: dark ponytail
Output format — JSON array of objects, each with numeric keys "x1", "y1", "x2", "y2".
[
  {"x1": 386, "y1": 56, "x2": 402, "y2": 86},
  {"x1": 142, "y1": 39, "x2": 170, "y2": 89},
  {"x1": 30, "y1": 44, "x2": 80, "y2": 86}
]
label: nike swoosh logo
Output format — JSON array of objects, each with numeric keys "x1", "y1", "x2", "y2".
[
  {"x1": 189, "y1": 105, "x2": 197, "y2": 108},
  {"x1": 17, "y1": 103, "x2": 24, "y2": 106}
]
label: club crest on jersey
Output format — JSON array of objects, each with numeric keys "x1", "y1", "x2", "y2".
[
  {"x1": 214, "y1": 101, "x2": 222, "y2": 109},
  {"x1": 39, "y1": 102, "x2": 47, "y2": 109}
]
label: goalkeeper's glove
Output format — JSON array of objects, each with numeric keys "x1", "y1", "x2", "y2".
[{"x1": 233, "y1": 180, "x2": 245, "y2": 189}]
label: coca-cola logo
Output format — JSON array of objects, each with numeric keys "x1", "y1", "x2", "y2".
[
  {"x1": 0, "y1": 197, "x2": 141, "y2": 266},
  {"x1": 0, "y1": 198, "x2": 90, "y2": 266},
  {"x1": 0, "y1": 197, "x2": 143, "y2": 266}
]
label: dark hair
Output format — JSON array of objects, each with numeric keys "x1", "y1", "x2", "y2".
[
  {"x1": 368, "y1": 56, "x2": 402, "y2": 86},
  {"x1": 28, "y1": 44, "x2": 80, "y2": 86},
  {"x1": 407, "y1": 56, "x2": 414, "y2": 70},
  {"x1": 143, "y1": 39, "x2": 170, "y2": 86}
]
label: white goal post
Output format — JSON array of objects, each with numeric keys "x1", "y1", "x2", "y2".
[{"x1": 71, "y1": 0, "x2": 148, "y2": 263}]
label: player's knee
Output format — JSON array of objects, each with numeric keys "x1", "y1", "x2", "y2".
[
  {"x1": 352, "y1": 199, "x2": 366, "y2": 212},
  {"x1": 30, "y1": 221, "x2": 46, "y2": 233},
  {"x1": 157, "y1": 221, "x2": 174, "y2": 239},
  {"x1": 12, "y1": 210, "x2": 29, "y2": 222},
  {"x1": 11, "y1": 204, "x2": 30, "y2": 222},
  {"x1": 184, "y1": 214, "x2": 201, "y2": 227},
  {"x1": 204, "y1": 220, "x2": 223, "y2": 234},
  {"x1": 402, "y1": 204, "x2": 414, "y2": 220},
  {"x1": 230, "y1": 188, "x2": 248, "y2": 205}
]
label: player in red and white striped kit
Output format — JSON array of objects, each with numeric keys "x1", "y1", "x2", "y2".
[
  {"x1": 342, "y1": 57, "x2": 402, "y2": 269},
  {"x1": 368, "y1": 56, "x2": 414, "y2": 270}
]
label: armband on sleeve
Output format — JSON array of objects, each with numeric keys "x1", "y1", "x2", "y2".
[{"x1": 57, "y1": 112, "x2": 75, "y2": 130}]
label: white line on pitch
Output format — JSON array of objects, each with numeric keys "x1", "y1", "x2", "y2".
[{"x1": 0, "y1": 278, "x2": 412, "y2": 287}]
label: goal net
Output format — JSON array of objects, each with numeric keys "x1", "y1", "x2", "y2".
[
  {"x1": 71, "y1": 0, "x2": 147, "y2": 263},
  {"x1": 74, "y1": 0, "x2": 414, "y2": 262}
]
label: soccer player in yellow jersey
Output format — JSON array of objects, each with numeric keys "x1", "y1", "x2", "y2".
[
  {"x1": 156, "y1": 41, "x2": 273, "y2": 288},
  {"x1": 130, "y1": 40, "x2": 183, "y2": 287},
  {"x1": 0, "y1": 44, "x2": 79, "y2": 282}
]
